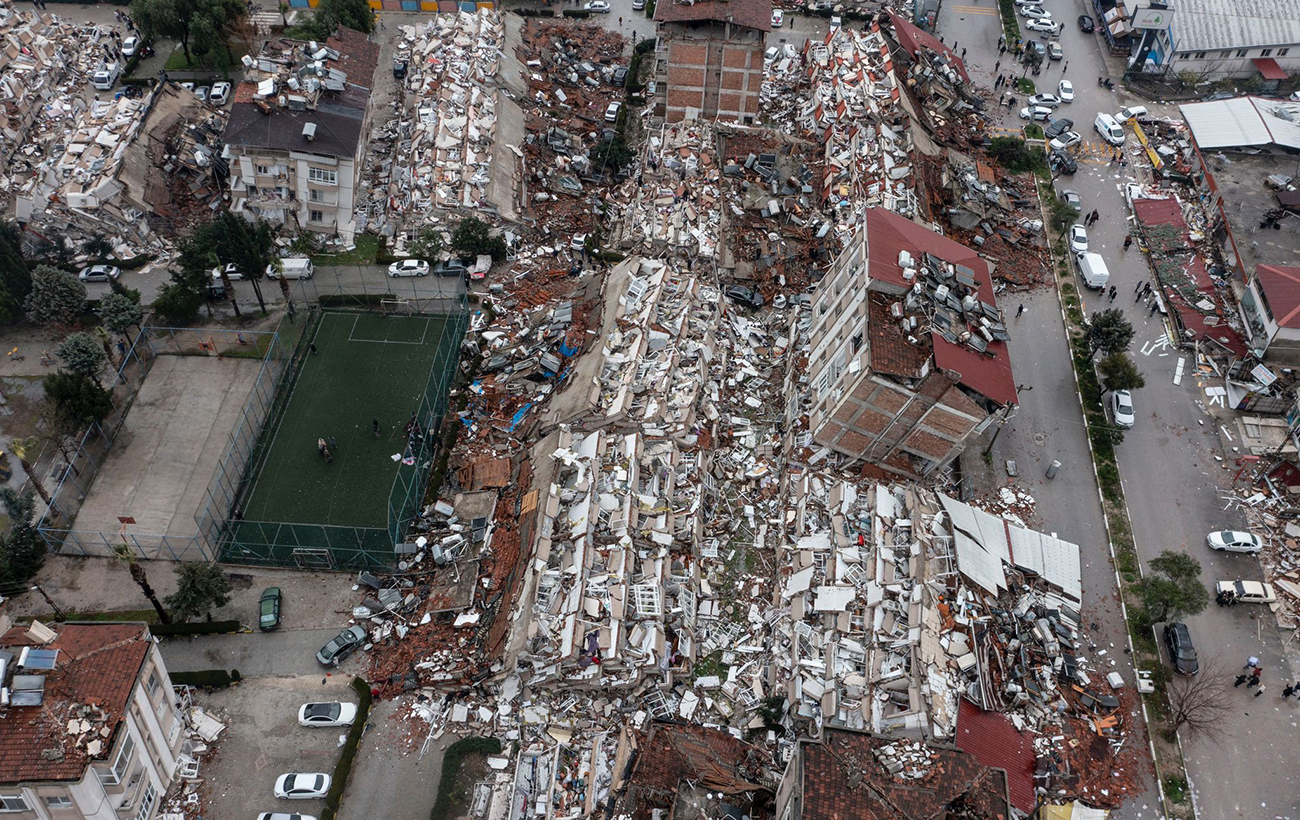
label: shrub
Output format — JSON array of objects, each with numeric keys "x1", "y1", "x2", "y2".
[
  {"x1": 430, "y1": 737, "x2": 503, "y2": 820},
  {"x1": 320, "y1": 677, "x2": 374, "y2": 820},
  {"x1": 562, "y1": 9, "x2": 591, "y2": 17},
  {"x1": 169, "y1": 668, "x2": 242, "y2": 688},
  {"x1": 152, "y1": 619, "x2": 241, "y2": 637}
]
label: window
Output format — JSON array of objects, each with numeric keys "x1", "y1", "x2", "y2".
[
  {"x1": 309, "y1": 209, "x2": 325, "y2": 224},
  {"x1": 255, "y1": 164, "x2": 270, "y2": 175},
  {"x1": 851, "y1": 332, "x2": 863, "y2": 353},
  {"x1": 1237, "y1": 49, "x2": 1249, "y2": 57},
  {"x1": 309, "y1": 188, "x2": 323, "y2": 202},
  {"x1": 307, "y1": 167, "x2": 337, "y2": 185},
  {"x1": 1195, "y1": 51, "x2": 1206, "y2": 59},
  {"x1": 0, "y1": 795, "x2": 29, "y2": 812},
  {"x1": 99, "y1": 734, "x2": 135, "y2": 786},
  {"x1": 1261, "y1": 48, "x2": 1272, "y2": 57},
  {"x1": 1256, "y1": 280, "x2": 1276, "y2": 321},
  {"x1": 144, "y1": 670, "x2": 160, "y2": 698},
  {"x1": 45, "y1": 796, "x2": 72, "y2": 810},
  {"x1": 245, "y1": 185, "x2": 258, "y2": 197},
  {"x1": 133, "y1": 784, "x2": 156, "y2": 820},
  {"x1": 1221, "y1": 50, "x2": 1232, "y2": 58},
  {"x1": 1280, "y1": 48, "x2": 1290, "y2": 56}
]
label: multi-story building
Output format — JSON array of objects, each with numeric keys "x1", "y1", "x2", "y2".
[
  {"x1": 222, "y1": 26, "x2": 379, "y2": 243},
  {"x1": 0, "y1": 622, "x2": 184, "y2": 820},
  {"x1": 652, "y1": 0, "x2": 771, "y2": 124},
  {"x1": 1134, "y1": 0, "x2": 1300, "y2": 83},
  {"x1": 806, "y1": 208, "x2": 1017, "y2": 479}
]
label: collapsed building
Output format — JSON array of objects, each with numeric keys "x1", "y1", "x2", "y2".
[{"x1": 652, "y1": 0, "x2": 772, "y2": 125}]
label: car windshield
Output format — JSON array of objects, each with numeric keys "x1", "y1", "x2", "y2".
[
  {"x1": 1117, "y1": 397, "x2": 1132, "y2": 413},
  {"x1": 308, "y1": 703, "x2": 341, "y2": 719}
]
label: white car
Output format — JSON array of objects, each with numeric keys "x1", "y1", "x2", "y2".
[
  {"x1": 211, "y1": 263, "x2": 244, "y2": 281},
  {"x1": 1068, "y1": 224, "x2": 1088, "y2": 254},
  {"x1": 771, "y1": 9, "x2": 784, "y2": 27},
  {"x1": 194, "y1": 86, "x2": 210, "y2": 102},
  {"x1": 1058, "y1": 79, "x2": 1074, "y2": 102},
  {"x1": 388, "y1": 259, "x2": 430, "y2": 277},
  {"x1": 604, "y1": 101, "x2": 622, "y2": 122},
  {"x1": 1019, "y1": 106, "x2": 1053, "y2": 122},
  {"x1": 584, "y1": 1, "x2": 610, "y2": 11},
  {"x1": 1206, "y1": 531, "x2": 1264, "y2": 553},
  {"x1": 1110, "y1": 389, "x2": 1134, "y2": 428},
  {"x1": 1020, "y1": 6, "x2": 1051, "y2": 19},
  {"x1": 1049, "y1": 131, "x2": 1082, "y2": 151},
  {"x1": 1025, "y1": 18, "x2": 1061, "y2": 33},
  {"x1": 78, "y1": 264, "x2": 121, "y2": 282},
  {"x1": 1215, "y1": 579, "x2": 1276, "y2": 604},
  {"x1": 1028, "y1": 94, "x2": 1062, "y2": 108},
  {"x1": 274, "y1": 773, "x2": 331, "y2": 800},
  {"x1": 210, "y1": 81, "x2": 231, "y2": 105},
  {"x1": 298, "y1": 701, "x2": 358, "y2": 727},
  {"x1": 257, "y1": 814, "x2": 318, "y2": 820},
  {"x1": 121, "y1": 36, "x2": 140, "y2": 57}
]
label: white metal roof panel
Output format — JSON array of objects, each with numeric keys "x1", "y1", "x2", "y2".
[
  {"x1": 1172, "y1": 0, "x2": 1300, "y2": 53},
  {"x1": 953, "y1": 531, "x2": 1006, "y2": 595},
  {"x1": 1180, "y1": 98, "x2": 1273, "y2": 148}
]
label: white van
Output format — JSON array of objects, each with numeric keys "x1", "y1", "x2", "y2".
[
  {"x1": 1076, "y1": 252, "x2": 1110, "y2": 289},
  {"x1": 1115, "y1": 105, "x2": 1148, "y2": 122},
  {"x1": 1094, "y1": 112, "x2": 1125, "y2": 146},
  {"x1": 266, "y1": 257, "x2": 314, "y2": 279},
  {"x1": 91, "y1": 62, "x2": 121, "y2": 91}
]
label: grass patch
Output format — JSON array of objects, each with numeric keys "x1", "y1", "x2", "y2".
[
  {"x1": 163, "y1": 41, "x2": 250, "y2": 72},
  {"x1": 312, "y1": 233, "x2": 383, "y2": 267},
  {"x1": 1015, "y1": 77, "x2": 1035, "y2": 95},
  {"x1": 998, "y1": 0, "x2": 1021, "y2": 42},
  {"x1": 1024, "y1": 124, "x2": 1044, "y2": 140}
]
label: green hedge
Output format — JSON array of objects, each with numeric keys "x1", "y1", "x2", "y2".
[
  {"x1": 121, "y1": 77, "x2": 153, "y2": 87},
  {"x1": 513, "y1": 6, "x2": 551, "y2": 15},
  {"x1": 318, "y1": 293, "x2": 396, "y2": 307},
  {"x1": 320, "y1": 677, "x2": 374, "y2": 820},
  {"x1": 635, "y1": 38, "x2": 656, "y2": 55},
  {"x1": 562, "y1": 8, "x2": 592, "y2": 17},
  {"x1": 430, "y1": 737, "x2": 503, "y2": 820},
  {"x1": 152, "y1": 619, "x2": 241, "y2": 636},
  {"x1": 170, "y1": 669, "x2": 242, "y2": 688}
]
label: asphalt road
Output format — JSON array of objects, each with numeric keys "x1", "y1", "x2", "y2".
[
  {"x1": 161, "y1": 628, "x2": 370, "y2": 678},
  {"x1": 949, "y1": 0, "x2": 1300, "y2": 816}
]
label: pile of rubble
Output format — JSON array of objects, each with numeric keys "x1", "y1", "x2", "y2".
[{"x1": 160, "y1": 685, "x2": 228, "y2": 820}]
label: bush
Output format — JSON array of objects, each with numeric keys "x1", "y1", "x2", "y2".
[
  {"x1": 152, "y1": 619, "x2": 242, "y2": 636},
  {"x1": 513, "y1": 6, "x2": 551, "y2": 15},
  {"x1": 320, "y1": 677, "x2": 373, "y2": 820},
  {"x1": 562, "y1": 8, "x2": 591, "y2": 17},
  {"x1": 169, "y1": 668, "x2": 242, "y2": 688},
  {"x1": 988, "y1": 137, "x2": 1046, "y2": 176},
  {"x1": 430, "y1": 737, "x2": 503, "y2": 820},
  {"x1": 635, "y1": 38, "x2": 656, "y2": 55}
]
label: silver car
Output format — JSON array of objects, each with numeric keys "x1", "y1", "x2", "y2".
[
  {"x1": 1206, "y1": 530, "x2": 1263, "y2": 553},
  {"x1": 315, "y1": 625, "x2": 367, "y2": 666}
]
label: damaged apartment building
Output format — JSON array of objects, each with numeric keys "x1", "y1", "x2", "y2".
[
  {"x1": 653, "y1": 0, "x2": 772, "y2": 124},
  {"x1": 222, "y1": 27, "x2": 379, "y2": 244},
  {"x1": 803, "y1": 207, "x2": 1017, "y2": 479}
]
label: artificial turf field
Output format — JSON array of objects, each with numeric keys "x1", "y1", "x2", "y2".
[{"x1": 239, "y1": 311, "x2": 455, "y2": 529}]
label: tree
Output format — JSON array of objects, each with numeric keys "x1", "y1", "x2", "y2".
[
  {"x1": 296, "y1": 0, "x2": 373, "y2": 39},
  {"x1": 44, "y1": 371, "x2": 113, "y2": 429},
  {"x1": 1098, "y1": 352, "x2": 1146, "y2": 394},
  {"x1": 592, "y1": 136, "x2": 635, "y2": 171},
  {"x1": 408, "y1": 227, "x2": 444, "y2": 261},
  {"x1": 179, "y1": 213, "x2": 275, "y2": 314},
  {"x1": 988, "y1": 136, "x2": 1046, "y2": 175},
  {"x1": 1048, "y1": 198, "x2": 1078, "y2": 233},
  {"x1": 24, "y1": 265, "x2": 86, "y2": 327},
  {"x1": 83, "y1": 235, "x2": 112, "y2": 260},
  {"x1": 1133, "y1": 550, "x2": 1209, "y2": 625},
  {"x1": 452, "y1": 216, "x2": 507, "y2": 262},
  {"x1": 0, "y1": 489, "x2": 46, "y2": 591},
  {"x1": 1088, "y1": 308, "x2": 1135, "y2": 359},
  {"x1": 55, "y1": 332, "x2": 108, "y2": 385},
  {"x1": 1166, "y1": 657, "x2": 1232, "y2": 745},
  {"x1": 164, "y1": 563, "x2": 232, "y2": 622},
  {"x1": 99, "y1": 292, "x2": 144, "y2": 336},
  {"x1": 153, "y1": 281, "x2": 205, "y2": 325},
  {"x1": 8, "y1": 437, "x2": 54, "y2": 516},
  {"x1": 112, "y1": 545, "x2": 172, "y2": 624},
  {"x1": 132, "y1": 0, "x2": 245, "y2": 67},
  {"x1": 0, "y1": 221, "x2": 31, "y2": 324}
]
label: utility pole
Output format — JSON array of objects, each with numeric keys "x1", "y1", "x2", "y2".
[{"x1": 31, "y1": 585, "x2": 65, "y2": 621}]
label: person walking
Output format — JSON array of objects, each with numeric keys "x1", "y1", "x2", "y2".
[
  {"x1": 1108, "y1": 286, "x2": 1117, "y2": 302},
  {"x1": 1124, "y1": 235, "x2": 1133, "y2": 251},
  {"x1": 1063, "y1": 61, "x2": 1068, "y2": 73},
  {"x1": 1134, "y1": 279, "x2": 1145, "y2": 294},
  {"x1": 1283, "y1": 683, "x2": 1296, "y2": 699},
  {"x1": 309, "y1": 342, "x2": 318, "y2": 354},
  {"x1": 1235, "y1": 673, "x2": 1251, "y2": 687},
  {"x1": 1255, "y1": 685, "x2": 1267, "y2": 697},
  {"x1": 1134, "y1": 288, "x2": 1146, "y2": 304},
  {"x1": 373, "y1": 418, "x2": 381, "y2": 437},
  {"x1": 1017, "y1": 303, "x2": 1026, "y2": 317},
  {"x1": 995, "y1": 60, "x2": 1001, "y2": 72},
  {"x1": 1142, "y1": 280, "x2": 1152, "y2": 295},
  {"x1": 961, "y1": 47, "x2": 967, "y2": 59},
  {"x1": 1148, "y1": 300, "x2": 1159, "y2": 318},
  {"x1": 317, "y1": 437, "x2": 327, "y2": 455},
  {"x1": 1246, "y1": 656, "x2": 1261, "y2": 670}
]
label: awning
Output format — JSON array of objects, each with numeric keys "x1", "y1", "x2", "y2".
[{"x1": 1253, "y1": 57, "x2": 1287, "y2": 80}]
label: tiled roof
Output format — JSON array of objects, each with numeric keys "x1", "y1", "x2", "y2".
[
  {"x1": 655, "y1": 0, "x2": 773, "y2": 33},
  {"x1": 864, "y1": 208, "x2": 993, "y2": 302},
  {"x1": 616, "y1": 722, "x2": 769, "y2": 820},
  {"x1": 931, "y1": 334, "x2": 1017, "y2": 406},
  {"x1": 867, "y1": 293, "x2": 930, "y2": 378},
  {"x1": 1255, "y1": 264, "x2": 1300, "y2": 328},
  {"x1": 955, "y1": 699, "x2": 1037, "y2": 814},
  {"x1": 0, "y1": 623, "x2": 151, "y2": 785},
  {"x1": 887, "y1": 11, "x2": 970, "y2": 84},
  {"x1": 800, "y1": 729, "x2": 1012, "y2": 820}
]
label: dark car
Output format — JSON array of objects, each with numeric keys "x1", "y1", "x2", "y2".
[
  {"x1": 434, "y1": 260, "x2": 468, "y2": 278},
  {"x1": 316, "y1": 625, "x2": 367, "y2": 666},
  {"x1": 1023, "y1": 40, "x2": 1046, "y2": 58},
  {"x1": 1049, "y1": 150, "x2": 1077, "y2": 175},
  {"x1": 259, "y1": 587, "x2": 282, "y2": 631},
  {"x1": 1078, "y1": 15, "x2": 1095, "y2": 32},
  {"x1": 393, "y1": 59, "x2": 408, "y2": 80},
  {"x1": 724, "y1": 285, "x2": 764, "y2": 308},
  {"x1": 1044, "y1": 118, "x2": 1074, "y2": 139},
  {"x1": 612, "y1": 66, "x2": 628, "y2": 87},
  {"x1": 1163, "y1": 622, "x2": 1199, "y2": 676}
]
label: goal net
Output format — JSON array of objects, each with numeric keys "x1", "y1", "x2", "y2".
[{"x1": 380, "y1": 298, "x2": 416, "y2": 317}]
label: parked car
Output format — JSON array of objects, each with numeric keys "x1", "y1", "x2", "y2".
[
  {"x1": 1215, "y1": 579, "x2": 1276, "y2": 603},
  {"x1": 604, "y1": 101, "x2": 622, "y2": 122},
  {"x1": 194, "y1": 85, "x2": 210, "y2": 102},
  {"x1": 612, "y1": 66, "x2": 628, "y2": 87},
  {"x1": 570, "y1": 234, "x2": 588, "y2": 252},
  {"x1": 1019, "y1": 106, "x2": 1053, "y2": 122},
  {"x1": 771, "y1": 9, "x2": 784, "y2": 26},
  {"x1": 1061, "y1": 189, "x2": 1082, "y2": 212},
  {"x1": 274, "y1": 773, "x2": 331, "y2": 800},
  {"x1": 724, "y1": 285, "x2": 764, "y2": 308},
  {"x1": 1044, "y1": 118, "x2": 1074, "y2": 139},
  {"x1": 393, "y1": 59, "x2": 408, "y2": 80},
  {"x1": 467, "y1": 254, "x2": 492, "y2": 281},
  {"x1": 121, "y1": 36, "x2": 140, "y2": 57},
  {"x1": 388, "y1": 259, "x2": 430, "y2": 277},
  {"x1": 1094, "y1": 112, "x2": 1125, "y2": 146},
  {"x1": 632, "y1": 0, "x2": 645, "y2": 8},
  {"x1": 298, "y1": 701, "x2": 358, "y2": 727},
  {"x1": 257, "y1": 814, "x2": 318, "y2": 820},
  {"x1": 78, "y1": 264, "x2": 121, "y2": 282},
  {"x1": 1206, "y1": 530, "x2": 1264, "y2": 553},
  {"x1": 1115, "y1": 105, "x2": 1149, "y2": 122},
  {"x1": 434, "y1": 259, "x2": 468, "y2": 278},
  {"x1": 1050, "y1": 131, "x2": 1082, "y2": 151},
  {"x1": 1019, "y1": 6, "x2": 1051, "y2": 20},
  {"x1": 209, "y1": 81, "x2": 231, "y2": 105},
  {"x1": 1068, "y1": 224, "x2": 1088, "y2": 254},
  {"x1": 1028, "y1": 94, "x2": 1062, "y2": 108},
  {"x1": 1048, "y1": 41, "x2": 1064, "y2": 61},
  {"x1": 1025, "y1": 18, "x2": 1061, "y2": 34},
  {"x1": 1110, "y1": 389, "x2": 1134, "y2": 428},
  {"x1": 1058, "y1": 79, "x2": 1074, "y2": 102},
  {"x1": 1077, "y1": 14, "x2": 1095, "y2": 32},
  {"x1": 1163, "y1": 622, "x2": 1199, "y2": 676},
  {"x1": 211, "y1": 263, "x2": 244, "y2": 282},
  {"x1": 1024, "y1": 40, "x2": 1046, "y2": 57},
  {"x1": 584, "y1": 0, "x2": 610, "y2": 11},
  {"x1": 259, "y1": 587, "x2": 282, "y2": 631},
  {"x1": 315, "y1": 625, "x2": 367, "y2": 666},
  {"x1": 1049, "y1": 150, "x2": 1077, "y2": 175}
]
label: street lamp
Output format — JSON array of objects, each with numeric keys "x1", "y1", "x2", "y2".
[{"x1": 31, "y1": 585, "x2": 65, "y2": 621}]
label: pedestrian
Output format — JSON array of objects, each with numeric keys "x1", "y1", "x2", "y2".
[
  {"x1": 1134, "y1": 279, "x2": 1144, "y2": 294},
  {"x1": 1134, "y1": 288, "x2": 1145, "y2": 304},
  {"x1": 232, "y1": 506, "x2": 243, "y2": 521},
  {"x1": 317, "y1": 437, "x2": 327, "y2": 455},
  {"x1": 1235, "y1": 673, "x2": 1250, "y2": 687},
  {"x1": 309, "y1": 342, "x2": 318, "y2": 354},
  {"x1": 995, "y1": 60, "x2": 1001, "y2": 73},
  {"x1": 1255, "y1": 685, "x2": 1267, "y2": 697},
  {"x1": 952, "y1": 41, "x2": 958, "y2": 51},
  {"x1": 1017, "y1": 303, "x2": 1026, "y2": 317},
  {"x1": 1124, "y1": 235, "x2": 1133, "y2": 250},
  {"x1": 323, "y1": 446, "x2": 333, "y2": 464},
  {"x1": 618, "y1": 15, "x2": 622, "y2": 25},
  {"x1": 373, "y1": 418, "x2": 381, "y2": 437},
  {"x1": 1063, "y1": 61, "x2": 1068, "y2": 72},
  {"x1": 1000, "y1": 43, "x2": 1006, "y2": 55},
  {"x1": 328, "y1": 435, "x2": 337, "y2": 451},
  {"x1": 1148, "y1": 300, "x2": 1159, "y2": 317},
  {"x1": 961, "y1": 47, "x2": 967, "y2": 59},
  {"x1": 1246, "y1": 656, "x2": 1260, "y2": 669},
  {"x1": 1284, "y1": 683, "x2": 1296, "y2": 699},
  {"x1": 1142, "y1": 280, "x2": 1152, "y2": 295},
  {"x1": 1108, "y1": 286, "x2": 1117, "y2": 302}
]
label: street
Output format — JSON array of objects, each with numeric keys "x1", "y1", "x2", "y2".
[{"x1": 946, "y1": 0, "x2": 1300, "y2": 815}]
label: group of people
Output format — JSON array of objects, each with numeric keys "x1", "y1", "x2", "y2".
[
  {"x1": 317, "y1": 435, "x2": 337, "y2": 464},
  {"x1": 1234, "y1": 656, "x2": 1300, "y2": 699}
]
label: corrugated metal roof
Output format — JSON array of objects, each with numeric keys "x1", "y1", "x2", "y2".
[
  {"x1": 1180, "y1": 96, "x2": 1300, "y2": 150},
  {"x1": 1172, "y1": 0, "x2": 1300, "y2": 52}
]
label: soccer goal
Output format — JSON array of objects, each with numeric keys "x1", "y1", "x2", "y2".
[{"x1": 380, "y1": 298, "x2": 417, "y2": 317}]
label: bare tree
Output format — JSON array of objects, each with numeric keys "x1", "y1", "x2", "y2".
[{"x1": 1165, "y1": 658, "x2": 1232, "y2": 745}]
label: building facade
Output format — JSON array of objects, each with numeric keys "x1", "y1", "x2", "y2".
[
  {"x1": 652, "y1": 0, "x2": 771, "y2": 124},
  {"x1": 1140, "y1": 0, "x2": 1300, "y2": 81},
  {"x1": 222, "y1": 27, "x2": 379, "y2": 243},
  {"x1": 807, "y1": 208, "x2": 1016, "y2": 479},
  {"x1": 0, "y1": 623, "x2": 184, "y2": 820}
]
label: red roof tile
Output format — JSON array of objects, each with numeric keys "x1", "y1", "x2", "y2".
[
  {"x1": 1255, "y1": 264, "x2": 1300, "y2": 328},
  {"x1": 616, "y1": 722, "x2": 769, "y2": 820},
  {"x1": 1131, "y1": 197, "x2": 1185, "y2": 231},
  {"x1": 931, "y1": 335, "x2": 1017, "y2": 406},
  {"x1": 865, "y1": 208, "x2": 993, "y2": 302},
  {"x1": 655, "y1": 0, "x2": 773, "y2": 32},
  {"x1": 887, "y1": 12, "x2": 970, "y2": 84},
  {"x1": 955, "y1": 699, "x2": 1036, "y2": 814},
  {"x1": 0, "y1": 624, "x2": 151, "y2": 784}
]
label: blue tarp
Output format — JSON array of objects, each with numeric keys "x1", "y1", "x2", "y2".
[{"x1": 508, "y1": 403, "x2": 533, "y2": 432}]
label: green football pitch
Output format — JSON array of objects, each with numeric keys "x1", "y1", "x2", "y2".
[{"x1": 239, "y1": 311, "x2": 456, "y2": 529}]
